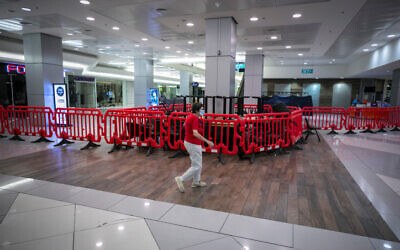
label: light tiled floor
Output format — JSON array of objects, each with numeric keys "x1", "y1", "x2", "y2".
[{"x1": 1, "y1": 174, "x2": 399, "y2": 250}]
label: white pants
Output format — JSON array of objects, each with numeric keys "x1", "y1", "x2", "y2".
[{"x1": 181, "y1": 141, "x2": 202, "y2": 183}]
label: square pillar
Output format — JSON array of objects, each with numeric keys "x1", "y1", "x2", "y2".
[{"x1": 244, "y1": 54, "x2": 263, "y2": 104}]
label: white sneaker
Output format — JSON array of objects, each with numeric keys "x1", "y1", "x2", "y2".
[
  {"x1": 175, "y1": 177, "x2": 184, "y2": 193},
  {"x1": 192, "y1": 182, "x2": 207, "y2": 188}
]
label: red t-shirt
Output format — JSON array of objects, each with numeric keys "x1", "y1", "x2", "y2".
[{"x1": 185, "y1": 114, "x2": 202, "y2": 145}]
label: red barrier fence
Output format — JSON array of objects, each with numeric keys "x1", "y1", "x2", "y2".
[
  {"x1": 287, "y1": 106, "x2": 301, "y2": 112},
  {"x1": 303, "y1": 107, "x2": 346, "y2": 131},
  {"x1": 167, "y1": 112, "x2": 190, "y2": 150},
  {"x1": 6, "y1": 106, "x2": 54, "y2": 141},
  {"x1": 290, "y1": 109, "x2": 303, "y2": 144},
  {"x1": 104, "y1": 110, "x2": 167, "y2": 150},
  {"x1": 388, "y1": 107, "x2": 400, "y2": 129},
  {"x1": 241, "y1": 113, "x2": 291, "y2": 154},
  {"x1": 170, "y1": 104, "x2": 192, "y2": 112},
  {"x1": 54, "y1": 108, "x2": 103, "y2": 147},
  {"x1": 346, "y1": 107, "x2": 379, "y2": 131},
  {"x1": 264, "y1": 105, "x2": 273, "y2": 113},
  {"x1": 148, "y1": 105, "x2": 171, "y2": 113},
  {"x1": 201, "y1": 114, "x2": 242, "y2": 155},
  {"x1": 0, "y1": 105, "x2": 6, "y2": 137}
]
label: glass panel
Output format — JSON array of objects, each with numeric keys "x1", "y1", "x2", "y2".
[{"x1": 96, "y1": 80, "x2": 123, "y2": 107}]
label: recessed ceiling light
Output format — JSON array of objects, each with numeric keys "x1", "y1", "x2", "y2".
[
  {"x1": 80, "y1": 0, "x2": 90, "y2": 4},
  {"x1": 298, "y1": 53, "x2": 303, "y2": 56},
  {"x1": 332, "y1": 59, "x2": 335, "y2": 62},
  {"x1": 250, "y1": 17, "x2": 258, "y2": 22},
  {"x1": 184, "y1": 53, "x2": 189, "y2": 56},
  {"x1": 188, "y1": 41, "x2": 194, "y2": 44},
  {"x1": 304, "y1": 62, "x2": 308, "y2": 65},
  {"x1": 96, "y1": 242, "x2": 103, "y2": 247},
  {"x1": 165, "y1": 46, "x2": 170, "y2": 49},
  {"x1": 186, "y1": 22, "x2": 194, "y2": 27},
  {"x1": 141, "y1": 37, "x2": 148, "y2": 41},
  {"x1": 363, "y1": 48, "x2": 369, "y2": 52},
  {"x1": 387, "y1": 34, "x2": 396, "y2": 38},
  {"x1": 329, "y1": 61, "x2": 333, "y2": 64},
  {"x1": 257, "y1": 47, "x2": 262, "y2": 50},
  {"x1": 112, "y1": 26, "x2": 120, "y2": 30},
  {"x1": 21, "y1": 7, "x2": 31, "y2": 12},
  {"x1": 371, "y1": 43, "x2": 378, "y2": 47},
  {"x1": 106, "y1": 46, "x2": 111, "y2": 49},
  {"x1": 143, "y1": 52, "x2": 147, "y2": 55},
  {"x1": 292, "y1": 13, "x2": 302, "y2": 18},
  {"x1": 285, "y1": 45, "x2": 292, "y2": 49},
  {"x1": 176, "y1": 50, "x2": 181, "y2": 53},
  {"x1": 270, "y1": 36, "x2": 278, "y2": 40},
  {"x1": 118, "y1": 225, "x2": 125, "y2": 231},
  {"x1": 86, "y1": 17, "x2": 95, "y2": 21},
  {"x1": 66, "y1": 33, "x2": 73, "y2": 36},
  {"x1": 134, "y1": 44, "x2": 140, "y2": 47}
]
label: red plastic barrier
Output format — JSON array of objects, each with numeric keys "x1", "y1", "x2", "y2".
[
  {"x1": 104, "y1": 110, "x2": 166, "y2": 148},
  {"x1": 241, "y1": 113, "x2": 291, "y2": 154},
  {"x1": 169, "y1": 104, "x2": 192, "y2": 112},
  {"x1": 54, "y1": 108, "x2": 103, "y2": 142},
  {"x1": 167, "y1": 112, "x2": 190, "y2": 150},
  {"x1": 346, "y1": 107, "x2": 379, "y2": 130},
  {"x1": 6, "y1": 106, "x2": 54, "y2": 138},
  {"x1": 290, "y1": 109, "x2": 303, "y2": 144},
  {"x1": 303, "y1": 107, "x2": 346, "y2": 130},
  {"x1": 0, "y1": 105, "x2": 6, "y2": 136},
  {"x1": 201, "y1": 114, "x2": 242, "y2": 155},
  {"x1": 287, "y1": 106, "x2": 300, "y2": 112},
  {"x1": 388, "y1": 107, "x2": 400, "y2": 128},
  {"x1": 148, "y1": 105, "x2": 171, "y2": 113},
  {"x1": 234, "y1": 104, "x2": 259, "y2": 114},
  {"x1": 263, "y1": 105, "x2": 272, "y2": 113}
]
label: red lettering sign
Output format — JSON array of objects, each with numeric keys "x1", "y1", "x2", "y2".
[{"x1": 6, "y1": 64, "x2": 25, "y2": 74}]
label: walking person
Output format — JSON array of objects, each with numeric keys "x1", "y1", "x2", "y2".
[{"x1": 175, "y1": 103, "x2": 214, "y2": 193}]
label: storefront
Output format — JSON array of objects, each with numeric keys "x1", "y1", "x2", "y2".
[{"x1": 0, "y1": 62, "x2": 27, "y2": 107}]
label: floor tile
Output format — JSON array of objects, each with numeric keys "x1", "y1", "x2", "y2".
[
  {"x1": 0, "y1": 233, "x2": 73, "y2": 250},
  {"x1": 7, "y1": 194, "x2": 71, "y2": 214},
  {"x1": 181, "y1": 237, "x2": 242, "y2": 250},
  {"x1": 108, "y1": 196, "x2": 174, "y2": 220},
  {"x1": 74, "y1": 219, "x2": 158, "y2": 250},
  {"x1": 0, "y1": 192, "x2": 18, "y2": 216},
  {"x1": 0, "y1": 205, "x2": 74, "y2": 245},
  {"x1": 381, "y1": 213, "x2": 400, "y2": 240},
  {"x1": 0, "y1": 178, "x2": 48, "y2": 193},
  {"x1": 75, "y1": 205, "x2": 139, "y2": 232},
  {"x1": 377, "y1": 174, "x2": 400, "y2": 193},
  {"x1": 146, "y1": 220, "x2": 225, "y2": 250},
  {"x1": 293, "y1": 225, "x2": 374, "y2": 250},
  {"x1": 25, "y1": 182, "x2": 83, "y2": 201},
  {"x1": 65, "y1": 188, "x2": 126, "y2": 210},
  {"x1": 160, "y1": 205, "x2": 228, "y2": 232},
  {"x1": 368, "y1": 238, "x2": 400, "y2": 250},
  {"x1": 0, "y1": 175, "x2": 24, "y2": 189},
  {"x1": 234, "y1": 237, "x2": 295, "y2": 250},
  {"x1": 220, "y1": 214, "x2": 293, "y2": 247}
]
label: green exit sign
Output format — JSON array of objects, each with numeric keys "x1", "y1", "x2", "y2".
[{"x1": 301, "y1": 68, "x2": 314, "y2": 74}]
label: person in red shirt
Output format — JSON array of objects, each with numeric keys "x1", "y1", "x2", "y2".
[{"x1": 175, "y1": 103, "x2": 214, "y2": 193}]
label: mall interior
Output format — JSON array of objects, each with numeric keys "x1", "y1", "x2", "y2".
[{"x1": 1, "y1": 0, "x2": 400, "y2": 249}]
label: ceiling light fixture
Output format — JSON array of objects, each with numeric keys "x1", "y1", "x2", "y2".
[
  {"x1": 86, "y1": 17, "x2": 95, "y2": 21},
  {"x1": 165, "y1": 46, "x2": 170, "y2": 49},
  {"x1": 105, "y1": 46, "x2": 111, "y2": 49},
  {"x1": 387, "y1": 34, "x2": 396, "y2": 38},
  {"x1": 67, "y1": 33, "x2": 73, "y2": 36},
  {"x1": 186, "y1": 22, "x2": 194, "y2": 27},
  {"x1": 134, "y1": 44, "x2": 140, "y2": 47},
  {"x1": 285, "y1": 45, "x2": 292, "y2": 49},
  {"x1": 118, "y1": 225, "x2": 125, "y2": 231},
  {"x1": 112, "y1": 26, "x2": 120, "y2": 30},
  {"x1": 96, "y1": 242, "x2": 103, "y2": 247},
  {"x1": 184, "y1": 53, "x2": 189, "y2": 56},
  {"x1": 21, "y1": 7, "x2": 31, "y2": 12},
  {"x1": 292, "y1": 13, "x2": 302, "y2": 18},
  {"x1": 371, "y1": 43, "x2": 378, "y2": 47},
  {"x1": 80, "y1": 0, "x2": 90, "y2": 4},
  {"x1": 363, "y1": 48, "x2": 369, "y2": 52},
  {"x1": 188, "y1": 40, "x2": 194, "y2": 44},
  {"x1": 250, "y1": 17, "x2": 258, "y2": 22},
  {"x1": 141, "y1": 37, "x2": 148, "y2": 41},
  {"x1": 176, "y1": 50, "x2": 181, "y2": 53},
  {"x1": 257, "y1": 47, "x2": 262, "y2": 50},
  {"x1": 270, "y1": 36, "x2": 278, "y2": 40},
  {"x1": 332, "y1": 59, "x2": 335, "y2": 62},
  {"x1": 304, "y1": 62, "x2": 308, "y2": 65},
  {"x1": 298, "y1": 53, "x2": 303, "y2": 56}
]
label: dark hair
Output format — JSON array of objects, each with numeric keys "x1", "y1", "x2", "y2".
[{"x1": 192, "y1": 103, "x2": 203, "y2": 113}]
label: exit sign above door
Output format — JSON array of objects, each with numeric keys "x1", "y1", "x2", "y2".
[{"x1": 301, "y1": 68, "x2": 314, "y2": 74}]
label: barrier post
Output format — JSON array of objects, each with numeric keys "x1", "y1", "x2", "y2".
[
  {"x1": 390, "y1": 107, "x2": 400, "y2": 131},
  {"x1": 0, "y1": 105, "x2": 7, "y2": 138}
]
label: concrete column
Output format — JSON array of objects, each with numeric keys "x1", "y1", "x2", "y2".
[
  {"x1": 244, "y1": 54, "x2": 263, "y2": 104},
  {"x1": 205, "y1": 17, "x2": 236, "y2": 113},
  {"x1": 391, "y1": 69, "x2": 400, "y2": 106},
  {"x1": 123, "y1": 80, "x2": 135, "y2": 107},
  {"x1": 23, "y1": 33, "x2": 64, "y2": 110},
  {"x1": 134, "y1": 58, "x2": 154, "y2": 107},
  {"x1": 180, "y1": 71, "x2": 192, "y2": 96}
]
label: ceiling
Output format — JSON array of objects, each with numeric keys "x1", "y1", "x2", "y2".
[{"x1": 0, "y1": 0, "x2": 399, "y2": 72}]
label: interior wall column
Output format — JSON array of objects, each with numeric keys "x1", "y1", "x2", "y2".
[{"x1": 244, "y1": 54, "x2": 263, "y2": 104}]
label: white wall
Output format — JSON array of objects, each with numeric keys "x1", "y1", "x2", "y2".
[
  {"x1": 332, "y1": 83, "x2": 352, "y2": 108},
  {"x1": 263, "y1": 64, "x2": 348, "y2": 79},
  {"x1": 303, "y1": 83, "x2": 321, "y2": 106}
]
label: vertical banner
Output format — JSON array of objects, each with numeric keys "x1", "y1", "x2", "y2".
[
  {"x1": 53, "y1": 83, "x2": 68, "y2": 125},
  {"x1": 146, "y1": 88, "x2": 159, "y2": 108}
]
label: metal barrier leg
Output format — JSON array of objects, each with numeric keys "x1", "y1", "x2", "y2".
[
  {"x1": 0, "y1": 135, "x2": 7, "y2": 138},
  {"x1": 146, "y1": 146, "x2": 154, "y2": 157},
  {"x1": 80, "y1": 141, "x2": 100, "y2": 150},
  {"x1": 32, "y1": 132, "x2": 54, "y2": 143},
  {"x1": 250, "y1": 152, "x2": 255, "y2": 164},
  {"x1": 344, "y1": 129, "x2": 356, "y2": 135},
  {"x1": 391, "y1": 126, "x2": 400, "y2": 132},
  {"x1": 9, "y1": 134, "x2": 25, "y2": 141},
  {"x1": 217, "y1": 152, "x2": 225, "y2": 165},
  {"x1": 108, "y1": 140, "x2": 122, "y2": 153},
  {"x1": 327, "y1": 128, "x2": 338, "y2": 135},
  {"x1": 361, "y1": 127, "x2": 375, "y2": 133},
  {"x1": 376, "y1": 127, "x2": 386, "y2": 133},
  {"x1": 54, "y1": 136, "x2": 74, "y2": 147}
]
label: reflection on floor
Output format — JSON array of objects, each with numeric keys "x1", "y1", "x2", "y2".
[{"x1": 0, "y1": 130, "x2": 399, "y2": 245}]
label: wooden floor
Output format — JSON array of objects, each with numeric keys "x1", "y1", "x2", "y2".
[{"x1": 0, "y1": 136, "x2": 398, "y2": 241}]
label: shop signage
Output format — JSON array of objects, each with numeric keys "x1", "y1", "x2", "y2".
[
  {"x1": 6, "y1": 64, "x2": 26, "y2": 74},
  {"x1": 235, "y1": 63, "x2": 245, "y2": 72},
  {"x1": 53, "y1": 83, "x2": 68, "y2": 125},
  {"x1": 192, "y1": 82, "x2": 199, "y2": 87},
  {"x1": 301, "y1": 68, "x2": 314, "y2": 74}
]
